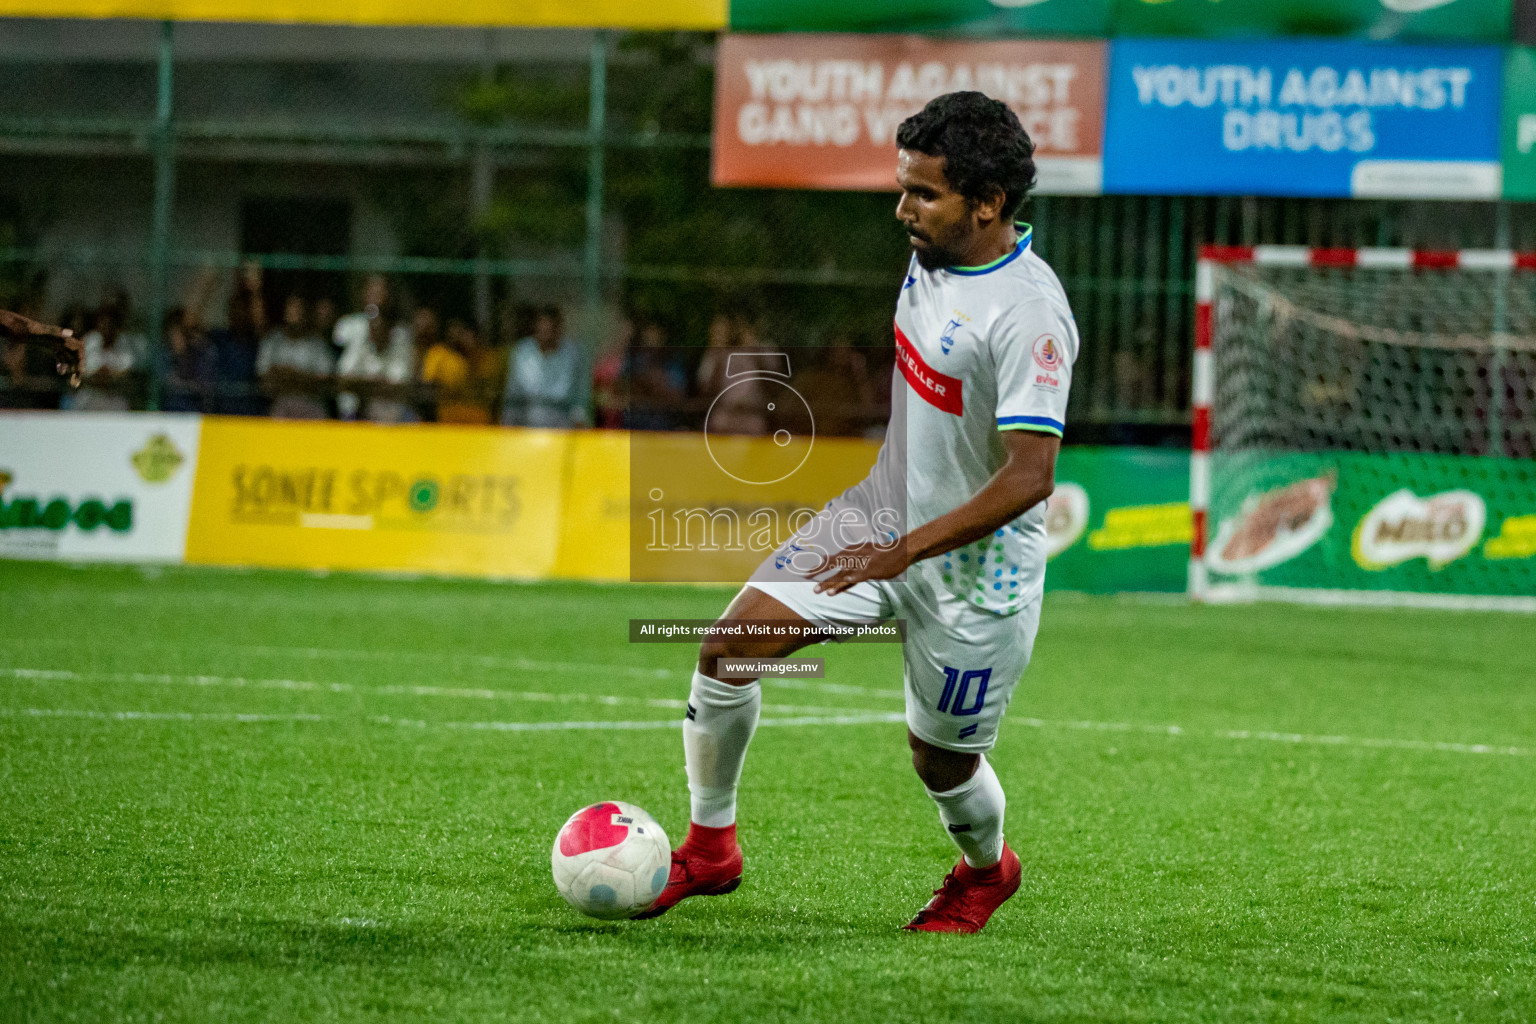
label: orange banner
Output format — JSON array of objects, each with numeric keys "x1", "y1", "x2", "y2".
[{"x1": 712, "y1": 33, "x2": 1107, "y2": 194}]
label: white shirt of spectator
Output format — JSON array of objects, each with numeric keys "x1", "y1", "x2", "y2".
[
  {"x1": 64, "y1": 329, "x2": 149, "y2": 412},
  {"x1": 258, "y1": 330, "x2": 335, "y2": 377},
  {"x1": 79, "y1": 329, "x2": 148, "y2": 376},
  {"x1": 506, "y1": 336, "x2": 586, "y2": 427},
  {"x1": 332, "y1": 313, "x2": 413, "y2": 382}
]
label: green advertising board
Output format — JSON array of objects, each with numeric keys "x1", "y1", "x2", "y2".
[
  {"x1": 1504, "y1": 47, "x2": 1536, "y2": 197},
  {"x1": 729, "y1": 0, "x2": 1511, "y2": 39},
  {"x1": 728, "y1": 0, "x2": 1109, "y2": 34},
  {"x1": 1206, "y1": 450, "x2": 1536, "y2": 599},
  {"x1": 1113, "y1": 0, "x2": 1510, "y2": 41},
  {"x1": 1045, "y1": 447, "x2": 1191, "y2": 594},
  {"x1": 1040, "y1": 446, "x2": 1534, "y2": 600}
]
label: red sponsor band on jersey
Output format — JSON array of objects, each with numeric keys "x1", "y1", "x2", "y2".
[{"x1": 894, "y1": 322, "x2": 963, "y2": 415}]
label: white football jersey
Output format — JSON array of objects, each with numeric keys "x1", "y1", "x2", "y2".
[{"x1": 838, "y1": 224, "x2": 1079, "y2": 614}]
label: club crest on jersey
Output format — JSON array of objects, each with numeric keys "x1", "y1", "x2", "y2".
[
  {"x1": 1032, "y1": 334, "x2": 1063, "y2": 372},
  {"x1": 939, "y1": 310, "x2": 970, "y2": 355},
  {"x1": 939, "y1": 319, "x2": 962, "y2": 355}
]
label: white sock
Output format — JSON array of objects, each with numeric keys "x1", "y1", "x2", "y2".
[
  {"x1": 683, "y1": 670, "x2": 761, "y2": 829},
  {"x1": 926, "y1": 754, "x2": 1006, "y2": 869}
]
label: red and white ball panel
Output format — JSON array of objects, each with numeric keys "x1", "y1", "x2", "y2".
[{"x1": 551, "y1": 801, "x2": 670, "y2": 920}]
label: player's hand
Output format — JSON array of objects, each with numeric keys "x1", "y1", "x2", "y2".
[
  {"x1": 57, "y1": 333, "x2": 84, "y2": 388},
  {"x1": 812, "y1": 540, "x2": 911, "y2": 596},
  {"x1": 0, "y1": 309, "x2": 83, "y2": 387}
]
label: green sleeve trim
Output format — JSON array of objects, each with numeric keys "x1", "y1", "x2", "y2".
[{"x1": 997, "y1": 422, "x2": 1063, "y2": 438}]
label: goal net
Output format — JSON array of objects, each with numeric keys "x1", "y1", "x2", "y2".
[{"x1": 1191, "y1": 246, "x2": 1536, "y2": 611}]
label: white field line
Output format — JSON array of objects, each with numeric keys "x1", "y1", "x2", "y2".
[
  {"x1": 3, "y1": 707, "x2": 323, "y2": 724},
  {"x1": 0, "y1": 637, "x2": 679, "y2": 680},
  {"x1": 2, "y1": 696, "x2": 1529, "y2": 758},
  {"x1": 374, "y1": 713, "x2": 909, "y2": 732},
  {"x1": 1008, "y1": 717, "x2": 1532, "y2": 758},
  {"x1": 0, "y1": 640, "x2": 908, "y2": 700},
  {"x1": 0, "y1": 707, "x2": 904, "y2": 731},
  {"x1": 0, "y1": 667, "x2": 866, "y2": 718}
]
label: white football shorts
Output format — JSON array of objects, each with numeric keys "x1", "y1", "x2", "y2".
[{"x1": 744, "y1": 514, "x2": 1042, "y2": 754}]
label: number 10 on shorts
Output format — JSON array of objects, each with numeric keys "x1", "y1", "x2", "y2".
[{"x1": 937, "y1": 667, "x2": 991, "y2": 716}]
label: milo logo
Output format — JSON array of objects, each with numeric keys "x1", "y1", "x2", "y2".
[
  {"x1": 0, "y1": 471, "x2": 133, "y2": 533},
  {"x1": 1352, "y1": 488, "x2": 1485, "y2": 571}
]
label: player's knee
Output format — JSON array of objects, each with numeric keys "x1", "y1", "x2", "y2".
[
  {"x1": 908, "y1": 731, "x2": 979, "y2": 792},
  {"x1": 697, "y1": 628, "x2": 747, "y2": 680},
  {"x1": 696, "y1": 638, "x2": 727, "y2": 679},
  {"x1": 698, "y1": 621, "x2": 792, "y2": 682}
]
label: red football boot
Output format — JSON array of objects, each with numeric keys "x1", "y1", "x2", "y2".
[
  {"x1": 633, "y1": 823, "x2": 743, "y2": 920},
  {"x1": 903, "y1": 844, "x2": 1022, "y2": 934}
]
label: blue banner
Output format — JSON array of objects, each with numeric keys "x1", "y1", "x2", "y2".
[{"x1": 1103, "y1": 39, "x2": 1503, "y2": 198}]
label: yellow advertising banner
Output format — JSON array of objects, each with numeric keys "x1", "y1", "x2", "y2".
[
  {"x1": 552, "y1": 430, "x2": 631, "y2": 582},
  {"x1": 628, "y1": 431, "x2": 882, "y2": 583},
  {"x1": 186, "y1": 417, "x2": 569, "y2": 578},
  {"x1": 0, "y1": 0, "x2": 724, "y2": 29}
]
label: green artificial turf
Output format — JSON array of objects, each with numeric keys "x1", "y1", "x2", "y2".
[{"x1": 1, "y1": 560, "x2": 1533, "y2": 1023}]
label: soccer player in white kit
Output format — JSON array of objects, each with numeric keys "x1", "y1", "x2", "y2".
[{"x1": 638, "y1": 92, "x2": 1078, "y2": 933}]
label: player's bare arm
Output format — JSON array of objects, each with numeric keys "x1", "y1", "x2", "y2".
[
  {"x1": 0, "y1": 308, "x2": 67, "y2": 339},
  {"x1": 815, "y1": 430, "x2": 1060, "y2": 595}
]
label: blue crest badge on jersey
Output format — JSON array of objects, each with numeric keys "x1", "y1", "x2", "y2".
[{"x1": 939, "y1": 318, "x2": 962, "y2": 356}]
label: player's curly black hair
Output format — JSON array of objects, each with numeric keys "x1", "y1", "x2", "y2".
[{"x1": 895, "y1": 92, "x2": 1037, "y2": 220}]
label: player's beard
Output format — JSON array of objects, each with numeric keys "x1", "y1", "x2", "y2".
[{"x1": 907, "y1": 225, "x2": 966, "y2": 271}]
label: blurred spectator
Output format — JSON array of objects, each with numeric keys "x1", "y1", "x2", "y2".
[
  {"x1": 794, "y1": 338, "x2": 878, "y2": 439},
  {"x1": 695, "y1": 313, "x2": 733, "y2": 391},
  {"x1": 311, "y1": 296, "x2": 340, "y2": 352},
  {"x1": 423, "y1": 318, "x2": 497, "y2": 425},
  {"x1": 209, "y1": 264, "x2": 268, "y2": 416},
  {"x1": 697, "y1": 312, "x2": 767, "y2": 436},
  {"x1": 0, "y1": 334, "x2": 27, "y2": 408},
  {"x1": 626, "y1": 319, "x2": 688, "y2": 432},
  {"x1": 62, "y1": 291, "x2": 147, "y2": 412},
  {"x1": 465, "y1": 318, "x2": 506, "y2": 410},
  {"x1": 58, "y1": 305, "x2": 90, "y2": 343},
  {"x1": 258, "y1": 295, "x2": 334, "y2": 420},
  {"x1": 591, "y1": 314, "x2": 634, "y2": 429},
  {"x1": 160, "y1": 307, "x2": 217, "y2": 413},
  {"x1": 158, "y1": 269, "x2": 219, "y2": 413},
  {"x1": 501, "y1": 304, "x2": 589, "y2": 428},
  {"x1": 410, "y1": 305, "x2": 441, "y2": 388},
  {"x1": 732, "y1": 314, "x2": 766, "y2": 350},
  {"x1": 334, "y1": 275, "x2": 416, "y2": 423}
]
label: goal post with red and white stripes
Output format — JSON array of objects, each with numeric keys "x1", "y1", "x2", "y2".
[{"x1": 1190, "y1": 245, "x2": 1536, "y2": 612}]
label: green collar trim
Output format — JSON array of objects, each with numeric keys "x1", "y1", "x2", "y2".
[{"x1": 949, "y1": 223, "x2": 1033, "y2": 276}]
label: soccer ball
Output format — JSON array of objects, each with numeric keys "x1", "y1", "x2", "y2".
[{"x1": 551, "y1": 801, "x2": 671, "y2": 919}]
